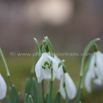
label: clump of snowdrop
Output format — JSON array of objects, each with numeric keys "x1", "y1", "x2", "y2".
[
  {"x1": 34, "y1": 36, "x2": 76, "y2": 102},
  {"x1": 0, "y1": 37, "x2": 100, "y2": 103},
  {"x1": 85, "y1": 44, "x2": 103, "y2": 92},
  {"x1": 0, "y1": 74, "x2": 7, "y2": 100}
]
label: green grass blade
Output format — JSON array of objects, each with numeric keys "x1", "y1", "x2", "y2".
[
  {"x1": 9, "y1": 87, "x2": 15, "y2": 103},
  {"x1": 28, "y1": 95, "x2": 34, "y2": 103},
  {"x1": 54, "y1": 91, "x2": 61, "y2": 103},
  {"x1": 6, "y1": 97, "x2": 11, "y2": 103},
  {"x1": 24, "y1": 94, "x2": 28, "y2": 103},
  {"x1": 25, "y1": 78, "x2": 32, "y2": 95},
  {"x1": 15, "y1": 92, "x2": 20, "y2": 103},
  {"x1": 32, "y1": 78, "x2": 41, "y2": 103}
]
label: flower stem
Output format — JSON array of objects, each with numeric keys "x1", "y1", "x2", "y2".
[
  {"x1": 0, "y1": 48, "x2": 16, "y2": 102},
  {"x1": 0, "y1": 48, "x2": 13, "y2": 88},
  {"x1": 42, "y1": 80, "x2": 46, "y2": 103},
  {"x1": 75, "y1": 38, "x2": 100, "y2": 103},
  {"x1": 47, "y1": 68, "x2": 53, "y2": 103},
  {"x1": 0, "y1": 48, "x2": 10, "y2": 76},
  {"x1": 47, "y1": 80, "x2": 53, "y2": 103},
  {"x1": 66, "y1": 94, "x2": 70, "y2": 103}
]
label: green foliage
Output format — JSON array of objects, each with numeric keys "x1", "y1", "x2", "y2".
[
  {"x1": 32, "y1": 78, "x2": 41, "y2": 103},
  {"x1": 54, "y1": 91, "x2": 61, "y2": 103},
  {"x1": 25, "y1": 78, "x2": 32, "y2": 95},
  {"x1": 28, "y1": 95, "x2": 34, "y2": 103}
]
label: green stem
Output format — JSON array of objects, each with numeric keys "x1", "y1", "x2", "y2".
[
  {"x1": 0, "y1": 48, "x2": 17, "y2": 102},
  {"x1": 30, "y1": 51, "x2": 39, "y2": 77},
  {"x1": 45, "y1": 81, "x2": 50, "y2": 103},
  {"x1": 47, "y1": 68, "x2": 53, "y2": 103},
  {"x1": 0, "y1": 48, "x2": 10, "y2": 76},
  {"x1": 0, "y1": 48, "x2": 13, "y2": 88},
  {"x1": 8, "y1": 75, "x2": 13, "y2": 88},
  {"x1": 47, "y1": 80, "x2": 53, "y2": 103},
  {"x1": 75, "y1": 38, "x2": 100, "y2": 103},
  {"x1": 42, "y1": 80, "x2": 45, "y2": 103},
  {"x1": 66, "y1": 94, "x2": 70, "y2": 103}
]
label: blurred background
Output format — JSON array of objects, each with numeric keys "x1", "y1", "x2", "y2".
[{"x1": 0, "y1": 0, "x2": 103, "y2": 103}]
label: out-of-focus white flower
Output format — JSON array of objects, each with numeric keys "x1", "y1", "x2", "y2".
[
  {"x1": 54, "y1": 54, "x2": 63, "y2": 80},
  {"x1": 0, "y1": 74, "x2": 7, "y2": 100},
  {"x1": 85, "y1": 51, "x2": 103, "y2": 92},
  {"x1": 60, "y1": 73, "x2": 76, "y2": 99},
  {"x1": 35, "y1": 53, "x2": 58, "y2": 83}
]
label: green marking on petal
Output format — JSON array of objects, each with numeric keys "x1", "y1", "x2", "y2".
[
  {"x1": 42, "y1": 66, "x2": 46, "y2": 70},
  {"x1": 63, "y1": 82, "x2": 65, "y2": 88},
  {"x1": 44, "y1": 61, "x2": 49, "y2": 66},
  {"x1": 94, "y1": 63, "x2": 97, "y2": 67}
]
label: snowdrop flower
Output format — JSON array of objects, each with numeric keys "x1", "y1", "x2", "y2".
[
  {"x1": 0, "y1": 74, "x2": 7, "y2": 100},
  {"x1": 54, "y1": 54, "x2": 63, "y2": 80},
  {"x1": 60, "y1": 73, "x2": 76, "y2": 99},
  {"x1": 85, "y1": 51, "x2": 103, "y2": 92},
  {"x1": 35, "y1": 53, "x2": 58, "y2": 83}
]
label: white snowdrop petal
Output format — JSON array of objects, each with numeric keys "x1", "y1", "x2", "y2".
[
  {"x1": 37, "y1": 75, "x2": 43, "y2": 83},
  {"x1": 54, "y1": 54, "x2": 63, "y2": 80},
  {"x1": 65, "y1": 73, "x2": 76, "y2": 99},
  {"x1": 93, "y1": 79, "x2": 102, "y2": 86},
  {"x1": 96, "y1": 52, "x2": 103, "y2": 79},
  {"x1": 98, "y1": 51, "x2": 103, "y2": 60},
  {"x1": 35, "y1": 54, "x2": 43, "y2": 77},
  {"x1": 0, "y1": 74, "x2": 7, "y2": 100},
  {"x1": 89, "y1": 54, "x2": 95, "y2": 78},
  {"x1": 95, "y1": 67, "x2": 103, "y2": 81},
  {"x1": 60, "y1": 76, "x2": 66, "y2": 99},
  {"x1": 84, "y1": 71, "x2": 92, "y2": 92},
  {"x1": 47, "y1": 54, "x2": 58, "y2": 72},
  {"x1": 54, "y1": 54, "x2": 61, "y2": 63},
  {"x1": 42, "y1": 68, "x2": 51, "y2": 80},
  {"x1": 42, "y1": 53, "x2": 50, "y2": 63},
  {"x1": 55, "y1": 66, "x2": 63, "y2": 80}
]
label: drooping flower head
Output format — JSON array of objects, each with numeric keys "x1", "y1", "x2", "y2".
[
  {"x1": 35, "y1": 53, "x2": 58, "y2": 83},
  {"x1": 0, "y1": 74, "x2": 7, "y2": 100},
  {"x1": 59, "y1": 63, "x2": 76, "y2": 99},
  {"x1": 60, "y1": 73, "x2": 76, "y2": 99},
  {"x1": 85, "y1": 44, "x2": 103, "y2": 92}
]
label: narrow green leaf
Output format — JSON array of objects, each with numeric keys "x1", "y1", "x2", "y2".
[
  {"x1": 9, "y1": 87, "x2": 15, "y2": 103},
  {"x1": 25, "y1": 78, "x2": 32, "y2": 95},
  {"x1": 47, "y1": 81, "x2": 53, "y2": 103},
  {"x1": 28, "y1": 95, "x2": 34, "y2": 103},
  {"x1": 6, "y1": 96, "x2": 11, "y2": 103},
  {"x1": 54, "y1": 91, "x2": 60, "y2": 103},
  {"x1": 44, "y1": 36, "x2": 54, "y2": 57},
  {"x1": 66, "y1": 95, "x2": 70, "y2": 103},
  {"x1": 24, "y1": 94, "x2": 28, "y2": 103},
  {"x1": 12, "y1": 85, "x2": 18, "y2": 98},
  {"x1": 34, "y1": 38, "x2": 41, "y2": 56},
  {"x1": 46, "y1": 93, "x2": 48, "y2": 103},
  {"x1": 32, "y1": 78, "x2": 41, "y2": 103},
  {"x1": 42, "y1": 80, "x2": 46, "y2": 103},
  {"x1": 15, "y1": 92, "x2": 20, "y2": 103}
]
